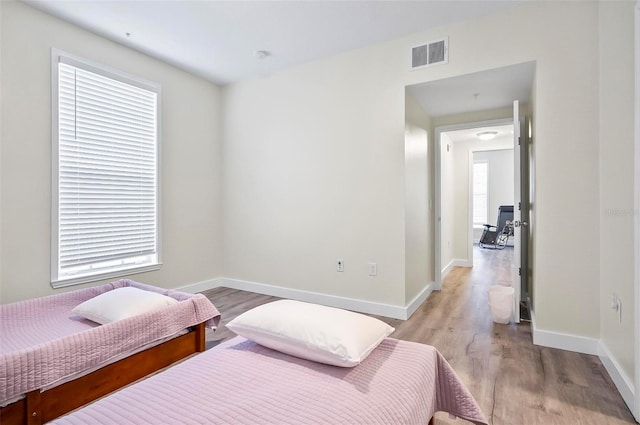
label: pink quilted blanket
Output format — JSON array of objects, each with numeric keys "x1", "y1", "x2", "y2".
[
  {"x1": 0, "y1": 279, "x2": 220, "y2": 404},
  {"x1": 51, "y1": 336, "x2": 488, "y2": 425}
]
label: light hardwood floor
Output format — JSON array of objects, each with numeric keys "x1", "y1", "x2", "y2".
[{"x1": 201, "y1": 246, "x2": 636, "y2": 425}]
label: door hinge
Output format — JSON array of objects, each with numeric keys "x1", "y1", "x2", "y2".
[
  {"x1": 518, "y1": 267, "x2": 522, "y2": 276},
  {"x1": 518, "y1": 136, "x2": 521, "y2": 146},
  {"x1": 518, "y1": 202, "x2": 521, "y2": 211}
]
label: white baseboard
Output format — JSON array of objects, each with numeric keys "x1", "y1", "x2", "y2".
[
  {"x1": 520, "y1": 310, "x2": 636, "y2": 417},
  {"x1": 598, "y1": 342, "x2": 636, "y2": 412},
  {"x1": 530, "y1": 309, "x2": 599, "y2": 355},
  {"x1": 218, "y1": 277, "x2": 413, "y2": 320},
  {"x1": 441, "y1": 259, "x2": 455, "y2": 276},
  {"x1": 441, "y1": 259, "x2": 472, "y2": 277},
  {"x1": 176, "y1": 278, "x2": 221, "y2": 294},
  {"x1": 178, "y1": 277, "x2": 435, "y2": 320},
  {"x1": 406, "y1": 282, "x2": 435, "y2": 319},
  {"x1": 452, "y1": 259, "x2": 473, "y2": 268}
]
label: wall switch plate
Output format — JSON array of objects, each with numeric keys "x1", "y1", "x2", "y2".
[
  {"x1": 616, "y1": 297, "x2": 622, "y2": 323},
  {"x1": 368, "y1": 262, "x2": 377, "y2": 276},
  {"x1": 337, "y1": 259, "x2": 344, "y2": 272}
]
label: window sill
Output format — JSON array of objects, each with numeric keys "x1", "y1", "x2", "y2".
[{"x1": 51, "y1": 263, "x2": 162, "y2": 289}]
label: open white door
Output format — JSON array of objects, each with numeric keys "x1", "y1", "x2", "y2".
[{"x1": 513, "y1": 100, "x2": 522, "y2": 323}]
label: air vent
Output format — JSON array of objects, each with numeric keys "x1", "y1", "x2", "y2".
[{"x1": 411, "y1": 37, "x2": 448, "y2": 70}]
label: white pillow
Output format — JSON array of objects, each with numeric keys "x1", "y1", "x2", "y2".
[
  {"x1": 226, "y1": 300, "x2": 394, "y2": 367},
  {"x1": 72, "y1": 287, "x2": 178, "y2": 324}
]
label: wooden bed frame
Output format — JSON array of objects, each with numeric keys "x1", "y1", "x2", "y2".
[{"x1": 0, "y1": 322, "x2": 206, "y2": 425}]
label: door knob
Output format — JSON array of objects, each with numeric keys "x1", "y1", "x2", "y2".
[{"x1": 514, "y1": 220, "x2": 528, "y2": 228}]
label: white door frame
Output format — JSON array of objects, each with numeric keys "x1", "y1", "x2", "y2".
[
  {"x1": 512, "y1": 100, "x2": 522, "y2": 324},
  {"x1": 434, "y1": 117, "x2": 513, "y2": 290},
  {"x1": 633, "y1": 1, "x2": 639, "y2": 421}
]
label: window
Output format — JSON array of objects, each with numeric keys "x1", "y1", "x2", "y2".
[
  {"x1": 472, "y1": 162, "x2": 488, "y2": 226},
  {"x1": 51, "y1": 50, "x2": 161, "y2": 287}
]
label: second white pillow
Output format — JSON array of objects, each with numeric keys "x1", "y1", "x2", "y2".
[{"x1": 226, "y1": 299, "x2": 394, "y2": 367}]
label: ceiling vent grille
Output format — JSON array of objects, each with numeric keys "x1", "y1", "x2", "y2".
[{"x1": 411, "y1": 37, "x2": 448, "y2": 70}]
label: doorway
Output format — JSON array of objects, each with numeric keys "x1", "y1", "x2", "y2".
[
  {"x1": 405, "y1": 61, "x2": 535, "y2": 325},
  {"x1": 438, "y1": 122, "x2": 514, "y2": 271}
]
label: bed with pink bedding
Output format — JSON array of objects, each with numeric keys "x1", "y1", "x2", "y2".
[
  {"x1": 51, "y1": 336, "x2": 488, "y2": 425},
  {"x1": 0, "y1": 279, "x2": 220, "y2": 425}
]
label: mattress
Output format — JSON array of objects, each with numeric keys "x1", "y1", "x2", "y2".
[
  {"x1": 51, "y1": 336, "x2": 488, "y2": 425},
  {"x1": 0, "y1": 279, "x2": 220, "y2": 404}
]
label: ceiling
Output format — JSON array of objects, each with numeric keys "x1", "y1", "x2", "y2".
[
  {"x1": 407, "y1": 61, "x2": 535, "y2": 118},
  {"x1": 23, "y1": 0, "x2": 527, "y2": 85},
  {"x1": 444, "y1": 124, "x2": 514, "y2": 144}
]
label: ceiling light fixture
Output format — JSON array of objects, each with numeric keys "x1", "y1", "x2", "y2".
[{"x1": 477, "y1": 131, "x2": 498, "y2": 141}]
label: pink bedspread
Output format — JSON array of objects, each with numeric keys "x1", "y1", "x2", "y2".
[
  {"x1": 0, "y1": 279, "x2": 220, "y2": 404},
  {"x1": 52, "y1": 336, "x2": 488, "y2": 425}
]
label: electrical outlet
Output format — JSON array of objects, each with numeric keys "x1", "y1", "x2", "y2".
[
  {"x1": 611, "y1": 294, "x2": 622, "y2": 323},
  {"x1": 336, "y1": 259, "x2": 344, "y2": 272}
]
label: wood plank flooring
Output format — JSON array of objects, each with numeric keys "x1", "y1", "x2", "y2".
[{"x1": 201, "y1": 246, "x2": 636, "y2": 425}]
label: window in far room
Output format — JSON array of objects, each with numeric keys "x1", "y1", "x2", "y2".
[
  {"x1": 472, "y1": 161, "x2": 488, "y2": 227},
  {"x1": 51, "y1": 50, "x2": 161, "y2": 287}
]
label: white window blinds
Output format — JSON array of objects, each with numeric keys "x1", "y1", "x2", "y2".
[{"x1": 52, "y1": 52, "x2": 160, "y2": 286}]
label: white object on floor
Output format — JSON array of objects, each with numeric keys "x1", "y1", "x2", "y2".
[{"x1": 488, "y1": 285, "x2": 514, "y2": 324}]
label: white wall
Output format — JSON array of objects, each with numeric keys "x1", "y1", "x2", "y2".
[
  {"x1": 0, "y1": 1, "x2": 223, "y2": 303},
  {"x1": 598, "y1": 0, "x2": 636, "y2": 387},
  {"x1": 440, "y1": 133, "x2": 455, "y2": 272},
  {"x1": 473, "y1": 148, "x2": 515, "y2": 243},
  {"x1": 475, "y1": 149, "x2": 515, "y2": 226},
  {"x1": 223, "y1": 1, "x2": 602, "y2": 336},
  {"x1": 525, "y1": 5, "x2": 600, "y2": 340},
  {"x1": 221, "y1": 49, "x2": 407, "y2": 306},
  {"x1": 404, "y1": 93, "x2": 432, "y2": 303}
]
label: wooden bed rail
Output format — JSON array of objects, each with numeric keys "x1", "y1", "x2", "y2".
[{"x1": 0, "y1": 322, "x2": 207, "y2": 425}]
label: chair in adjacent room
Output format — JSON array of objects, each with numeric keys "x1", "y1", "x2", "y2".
[{"x1": 479, "y1": 205, "x2": 514, "y2": 249}]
